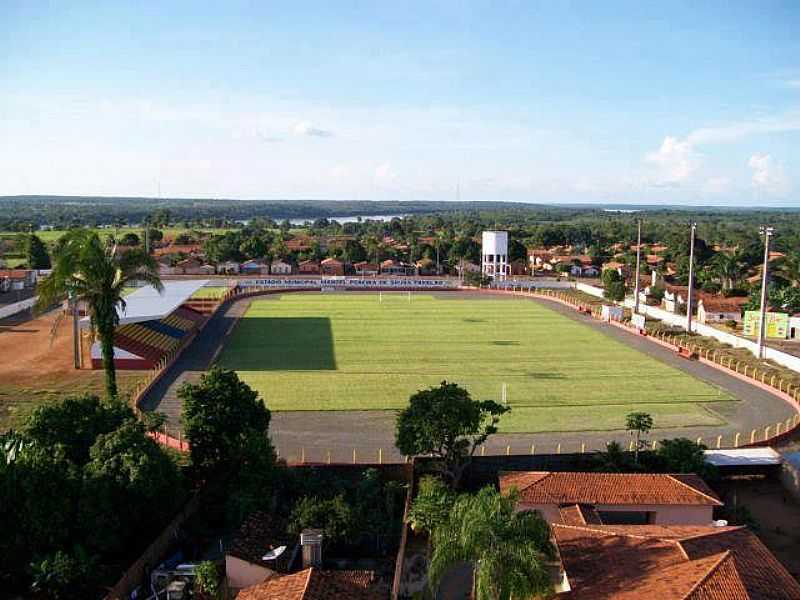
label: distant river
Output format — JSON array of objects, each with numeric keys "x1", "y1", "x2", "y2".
[{"x1": 286, "y1": 214, "x2": 407, "y2": 225}]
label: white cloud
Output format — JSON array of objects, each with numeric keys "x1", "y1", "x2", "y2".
[
  {"x1": 374, "y1": 161, "x2": 394, "y2": 180},
  {"x1": 293, "y1": 121, "x2": 333, "y2": 137},
  {"x1": 703, "y1": 176, "x2": 731, "y2": 194},
  {"x1": 644, "y1": 136, "x2": 699, "y2": 185},
  {"x1": 748, "y1": 154, "x2": 791, "y2": 196},
  {"x1": 686, "y1": 113, "x2": 800, "y2": 145},
  {"x1": 328, "y1": 165, "x2": 349, "y2": 178}
]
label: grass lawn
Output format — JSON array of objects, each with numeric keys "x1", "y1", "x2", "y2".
[
  {"x1": 0, "y1": 226, "x2": 233, "y2": 245},
  {"x1": 218, "y1": 293, "x2": 732, "y2": 433}
]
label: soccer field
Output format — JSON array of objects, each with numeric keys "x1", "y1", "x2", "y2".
[{"x1": 218, "y1": 293, "x2": 732, "y2": 433}]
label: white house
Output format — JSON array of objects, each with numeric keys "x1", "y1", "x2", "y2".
[
  {"x1": 218, "y1": 260, "x2": 241, "y2": 275},
  {"x1": 697, "y1": 296, "x2": 748, "y2": 325},
  {"x1": 270, "y1": 260, "x2": 293, "y2": 275}
]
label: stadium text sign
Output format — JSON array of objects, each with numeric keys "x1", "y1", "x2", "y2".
[
  {"x1": 236, "y1": 277, "x2": 458, "y2": 290},
  {"x1": 742, "y1": 310, "x2": 789, "y2": 339}
]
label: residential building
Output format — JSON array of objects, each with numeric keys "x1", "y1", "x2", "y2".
[
  {"x1": 218, "y1": 260, "x2": 241, "y2": 275},
  {"x1": 241, "y1": 260, "x2": 270, "y2": 275},
  {"x1": 0, "y1": 269, "x2": 37, "y2": 288},
  {"x1": 499, "y1": 471, "x2": 721, "y2": 525},
  {"x1": 176, "y1": 257, "x2": 215, "y2": 276},
  {"x1": 320, "y1": 257, "x2": 345, "y2": 276},
  {"x1": 236, "y1": 568, "x2": 384, "y2": 600},
  {"x1": 380, "y1": 259, "x2": 413, "y2": 275},
  {"x1": 270, "y1": 260, "x2": 293, "y2": 275},
  {"x1": 225, "y1": 512, "x2": 296, "y2": 590},
  {"x1": 298, "y1": 260, "x2": 320, "y2": 275},
  {"x1": 353, "y1": 261, "x2": 379, "y2": 276},
  {"x1": 552, "y1": 523, "x2": 800, "y2": 599},
  {"x1": 698, "y1": 296, "x2": 748, "y2": 324}
]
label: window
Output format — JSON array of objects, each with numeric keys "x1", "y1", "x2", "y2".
[{"x1": 598, "y1": 510, "x2": 655, "y2": 525}]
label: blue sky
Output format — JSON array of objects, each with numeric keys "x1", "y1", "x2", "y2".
[{"x1": 1, "y1": 1, "x2": 799, "y2": 205}]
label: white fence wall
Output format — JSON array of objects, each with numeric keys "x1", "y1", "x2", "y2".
[
  {"x1": 0, "y1": 296, "x2": 37, "y2": 320},
  {"x1": 575, "y1": 282, "x2": 605, "y2": 298}
]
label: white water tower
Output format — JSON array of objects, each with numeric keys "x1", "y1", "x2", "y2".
[{"x1": 481, "y1": 231, "x2": 509, "y2": 280}]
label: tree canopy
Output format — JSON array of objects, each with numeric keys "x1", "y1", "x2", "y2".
[
  {"x1": 395, "y1": 381, "x2": 509, "y2": 487},
  {"x1": 180, "y1": 367, "x2": 272, "y2": 481}
]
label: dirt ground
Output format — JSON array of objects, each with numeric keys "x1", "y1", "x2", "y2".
[
  {"x1": 716, "y1": 476, "x2": 800, "y2": 581},
  {"x1": 0, "y1": 309, "x2": 142, "y2": 430}
]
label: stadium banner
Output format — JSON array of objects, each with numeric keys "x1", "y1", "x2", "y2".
[
  {"x1": 742, "y1": 310, "x2": 789, "y2": 339},
  {"x1": 236, "y1": 277, "x2": 458, "y2": 290},
  {"x1": 631, "y1": 313, "x2": 646, "y2": 330}
]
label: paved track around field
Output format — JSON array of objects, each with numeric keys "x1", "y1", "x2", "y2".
[{"x1": 140, "y1": 291, "x2": 799, "y2": 463}]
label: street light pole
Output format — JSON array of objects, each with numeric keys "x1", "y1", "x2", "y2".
[
  {"x1": 756, "y1": 226, "x2": 774, "y2": 359},
  {"x1": 633, "y1": 219, "x2": 642, "y2": 315},
  {"x1": 686, "y1": 222, "x2": 697, "y2": 333}
]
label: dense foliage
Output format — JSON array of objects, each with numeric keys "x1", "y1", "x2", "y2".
[
  {"x1": 180, "y1": 367, "x2": 273, "y2": 482},
  {"x1": 0, "y1": 395, "x2": 184, "y2": 597}
]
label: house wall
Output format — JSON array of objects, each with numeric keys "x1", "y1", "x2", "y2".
[
  {"x1": 225, "y1": 555, "x2": 276, "y2": 590},
  {"x1": 521, "y1": 502, "x2": 713, "y2": 525}
]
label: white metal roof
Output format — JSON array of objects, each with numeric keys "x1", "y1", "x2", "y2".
[
  {"x1": 80, "y1": 279, "x2": 209, "y2": 328},
  {"x1": 703, "y1": 447, "x2": 782, "y2": 467}
]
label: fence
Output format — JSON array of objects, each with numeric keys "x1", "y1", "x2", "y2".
[{"x1": 102, "y1": 492, "x2": 204, "y2": 600}]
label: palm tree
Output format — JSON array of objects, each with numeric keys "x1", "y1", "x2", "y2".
[
  {"x1": 36, "y1": 230, "x2": 162, "y2": 399},
  {"x1": 711, "y1": 249, "x2": 746, "y2": 291},
  {"x1": 429, "y1": 486, "x2": 555, "y2": 600}
]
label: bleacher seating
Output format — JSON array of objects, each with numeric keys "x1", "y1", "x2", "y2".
[{"x1": 110, "y1": 305, "x2": 206, "y2": 369}]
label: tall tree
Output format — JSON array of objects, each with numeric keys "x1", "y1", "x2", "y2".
[
  {"x1": 26, "y1": 234, "x2": 51, "y2": 269},
  {"x1": 776, "y1": 251, "x2": 800, "y2": 288},
  {"x1": 428, "y1": 487, "x2": 555, "y2": 600},
  {"x1": 710, "y1": 250, "x2": 746, "y2": 291},
  {"x1": 180, "y1": 367, "x2": 272, "y2": 481},
  {"x1": 626, "y1": 411, "x2": 653, "y2": 464},
  {"x1": 395, "y1": 381, "x2": 508, "y2": 487},
  {"x1": 36, "y1": 231, "x2": 162, "y2": 399}
]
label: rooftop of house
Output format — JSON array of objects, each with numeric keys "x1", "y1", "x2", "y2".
[
  {"x1": 552, "y1": 524, "x2": 800, "y2": 599},
  {"x1": 698, "y1": 296, "x2": 749, "y2": 313},
  {"x1": 498, "y1": 472, "x2": 722, "y2": 506},
  {"x1": 152, "y1": 244, "x2": 203, "y2": 256},
  {"x1": 236, "y1": 567, "x2": 383, "y2": 600},
  {"x1": 227, "y1": 511, "x2": 296, "y2": 574},
  {"x1": 559, "y1": 504, "x2": 604, "y2": 526}
]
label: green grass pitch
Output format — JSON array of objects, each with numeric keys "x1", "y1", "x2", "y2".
[{"x1": 218, "y1": 293, "x2": 732, "y2": 433}]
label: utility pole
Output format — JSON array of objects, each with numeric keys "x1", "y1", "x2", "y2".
[
  {"x1": 686, "y1": 222, "x2": 697, "y2": 333},
  {"x1": 756, "y1": 226, "x2": 774, "y2": 359},
  {"x1": 70, "y1": 293, "x2": 80, "y2": 369},
  {"x1": 633, "y1": 219, "x2": 642, "y2": 315}
]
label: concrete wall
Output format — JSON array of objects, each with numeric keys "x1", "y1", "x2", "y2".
[
  {"x1": 0, "y1": 296, "x2": 37, "y2": 320},
  {"x1": 225, "y1": 555, "x2": 275, "y2": 590}
]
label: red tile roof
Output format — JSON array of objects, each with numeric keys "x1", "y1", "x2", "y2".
[
  {"x1": 499, "y1": 472, "x2": 722, "y2": 506},
  {"x1": 236, "y1": 568, "x2": 384, "y2": 600},
  {"x1": 699, "y1": 296, "x2": 749, "y2": 313},
  {"x1": 553, "y1": 524, "x2": 800, "y2": 599}
]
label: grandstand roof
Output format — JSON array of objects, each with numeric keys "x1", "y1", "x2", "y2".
[{"x1": 80, "y1": 279, "x2": 209, "y2": 328}]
